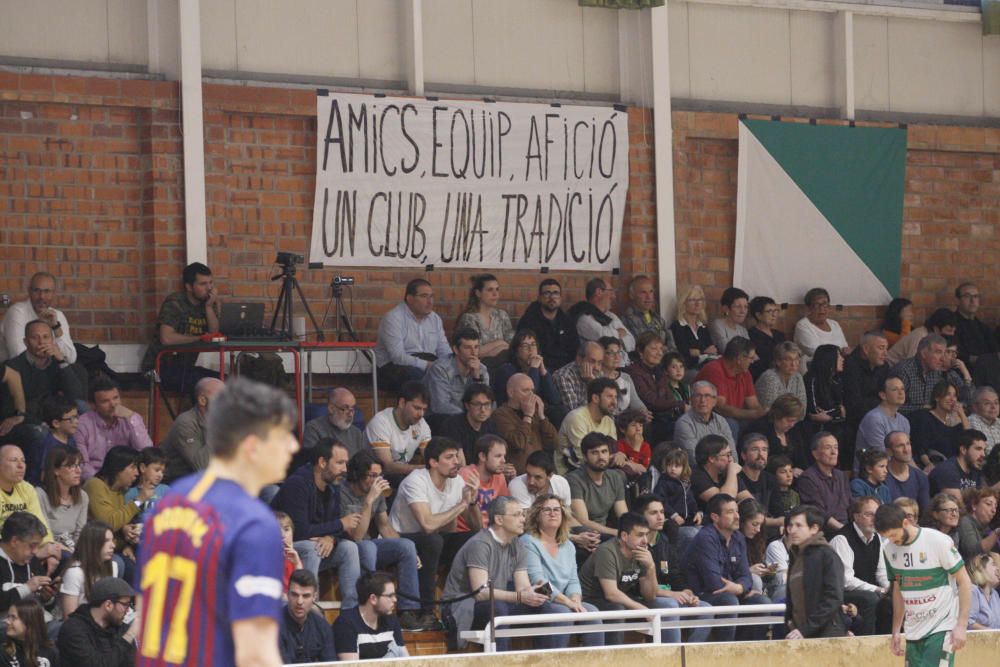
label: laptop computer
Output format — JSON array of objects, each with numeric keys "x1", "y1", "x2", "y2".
[{"x1": 219, "y1": 302, "x2": 266, "y2": 337}]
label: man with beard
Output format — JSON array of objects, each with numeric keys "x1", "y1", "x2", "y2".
[
  {"x1": 271, "y1": 439, "x2": 365, "y2": 608},
  {"x1": 737, "y1": 432, "x2": 782, "y2": 529},
  {"x1": 784, "y1": 505, "x2": 847, "y2": 640},
  {"x1": 456, "y1": 435, "x2": 511, "y2": 532},
  {"x1": 517, "y1": 279, "x2": 579, "y2": 372},
  {"x1": 884, "y1": 430, "x2": 931, "y2": 513},
  {"x1": 930, "y1": 429, "x2": 996, "y2": 502},
  {"x1": 556, "y1": 377, "x2": 618, "y2": 475},
  {"x1": 388, "y1": 437, "x2": 481, "y2": 624},
  {"x1": 301, "y1": 387, "x2": 368, "y2": 456},
  {"x1": 278, "y1": 570, "x2": 336, "y2": 664},
  {"x1": 439, "y1": 384, "x2": 500, "y2": 467},
  {"x1": 552, "y1": 341, "x2": 606, "y2": 414},
  {"x1": 340, "y1": 452, "x2": 430, "y2": 631},
  {"x1": 365, "y1": 381, "x2": 432, "y2": 481},
  {"x1": 567, "y1": 433, "x2": 628, "y2": 539},
  {"x1": 58, "y1": 577, "x2": 139, "y2": 667},
  {"x1": 141, "y1": 262, "x2": 222, "y2": 393},
  {"x1": 427, "y1": 328, "x2": 490, "y2": 418}
]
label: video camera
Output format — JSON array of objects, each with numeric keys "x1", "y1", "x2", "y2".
[
  {"x1": 332, "y1": 275, "x2": 355, "y2": 286},
  {"x1": 276, "y1": 251, "x2": 304, "y2": 267}
]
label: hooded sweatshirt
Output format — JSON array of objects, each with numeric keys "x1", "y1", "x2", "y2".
[{"x1": 0, "y1": 545, "x2": 36, "y2": 611}]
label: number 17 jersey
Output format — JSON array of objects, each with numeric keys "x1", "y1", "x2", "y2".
[{"x1": 137, "y1": 472, "x2": 285, "y2": 667}]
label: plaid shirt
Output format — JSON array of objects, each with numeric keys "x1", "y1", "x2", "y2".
[
  {"x1": 621, "y1": 307, "x2": 677, "y2": 352},
  {"x1": 890, "y1": 356, "x2": 970, "y2": 416},
  {"x1": 553, "y1": 362, "x2": 600, "y2": 411}
]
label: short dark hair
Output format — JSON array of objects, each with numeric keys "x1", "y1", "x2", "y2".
[
  {"x1": 207, "y1": 377, "x2": 296, "y2": 460},
  {"x1": 739, "y1": 432, "x2": 768, "y2": 455},
  {"x1": 585, "y1": 278, "x2": 607, "y2": 300},
  {"x1": 451, "y1": 327, "x2": 480, "y2": 348},
  {"x1": 706, "y1": 493, "x2": 736, "y2": 521},
  {"x1": 767, "y1": 454, "x2": 793, "y2": 473},
  {"x1": 615, "y1": 409, "x2": 646, "y2": 434},
  {"x1": 850, "y1": 495, "x2": 881, "y2": 517},
  {"x1": 95, "y1": 446, "x2": 139, "y2": 486},
  {"x1": 136, "y1": 447, "x2": 168, "y2": 468},
  {"x1": 925, "y1": 307, "x2": 959, "y2": 331},
  {"x1": 958, "y1": 429, "x2": 988, "y2": 451},
  {"x1": 723, "y1": 336, "x2": 754, "y2": 361},
  {"x1": 41, "y1": 395, "x2": 76, "y2": 428},
  {"x1": 810, "y1": 430, "x2": 837, "y2": 452},
  {"x1": 398, "y1": 381, "x2": 430, "y2": 405},
  {"x1": 587, "y1": 377, "x2": 618, "y2": 402},
  {"x1": 462, "y1": 383, "x2": 493, "y2": 406},
  {"x1": 404, "y1": 278, "x2": 431, "y2": 297},
  {"x1": 636, "y1": 331, "x2": 665, "y2": 354},
  {"x1": 804, "y1": 287, "x2": 830, "y2": 307},
  {"x1": 633, "y1": 493, "x2": 664, "y2": 514},
  {"x1": 89, "y1": 375, "x2": 120, "y2": 402},
  {"x1": 0, "y1": 512, "x2": 47, "y2": 543},
  {"x1": 423, "y1": 437, "x2": 460, "y2": 468},
  {"x1": 858, "y1": 448, "x2": 889, "y2": 472},
  {"x1": 875, "y1": 503, "x2": 907, "y2": 532},
  {"x1": 597, "y1": 336, "x2": 623, "y2": 352},
  {"x1": 581, "y1": 432, "x2": 614, "y2": 456},
  {"x1": 524, "y1": 450, "x2": 554, "y2": 475},
  {"x1": 616, "y1": 512, "x2": 648, "y2": 537},
  {"x1": 182, "y1": 262, "x2": 211, "y2": 286},
  {"x1": 474, "y1": 434, "x2": 506, "y2": 462},
  {"x1": 538, "y1": 278, "x2": 561, "y2": 294},
  {"x1": 357, "y1": 571, "x2": 395, "y2": 605},
  {"x1": 787, "y1": 504, "x2": 825, "y2": 530},
  {"x1": 23, "y1": 319, "x2": 51, "y2": 338},
  {"x1": 695, "y1": 434, "x2": 730, "y2": 466},
  {"x1": 289, "y1": 569, "x2": 318, "y2": 591},
  {"x1": 310, "y1": 438, "x2": 348, "y2": 466},
  {"x1": 720, "y1": 287, "x2": 749, "y2": 307},
  {"x1": 748, "y1": 296, "x2": 776, "y2": 318}
]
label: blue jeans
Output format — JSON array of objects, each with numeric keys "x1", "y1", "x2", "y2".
[
  {"x1": 357, "y1": 538, "x2": 420, "y2": 612},
  {"x1": 294, "y1": 538, "x2": 361, "y2": 608},
  {"x1": 548, "y1": 601, "x2": 604, "y2": 647},
  {"x1": 698, "y1": 591, "x2": 773, "y2": 641}
]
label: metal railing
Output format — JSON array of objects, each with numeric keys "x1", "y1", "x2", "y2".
[{"x1": 462, "y1": 603, "x2": 786, "y2": 653}]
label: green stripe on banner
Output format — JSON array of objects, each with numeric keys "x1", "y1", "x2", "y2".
[
  {"x1": 743, "y1": 120, "x2": 906, "y2": 298},
  {"x1": 579, "y1": 0, "x2": 665, "y2": 8}
]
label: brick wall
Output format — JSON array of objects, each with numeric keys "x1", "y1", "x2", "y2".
[{"x1": 1, "y1": 71, "x2": 999, "y2": 352}]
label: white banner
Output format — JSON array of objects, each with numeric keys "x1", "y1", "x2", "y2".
[{"x1": 309, "y1": 93, "x2": 629, "y2": 271}]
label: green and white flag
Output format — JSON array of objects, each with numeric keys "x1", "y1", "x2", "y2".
[{"x1": 734, "y1": 119, "x2": 907, "y2": 306}]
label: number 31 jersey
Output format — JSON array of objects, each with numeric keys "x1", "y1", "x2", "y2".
[
  {"x1": 883, "y1": 526, "x2": 964, "y2": 641},
  {"x1": 137, "y1": 472, "x2": 285, "y2": 667}
]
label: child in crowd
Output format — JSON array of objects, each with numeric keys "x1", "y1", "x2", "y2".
[
  {"x1": 274, "y1": 510, "x2": 303, "y2": 592},
  {"x1": 851, "y1": 448, "x2": 892, "y2": 504},
  {"x1": 767, "y1": 455, "x2": 800, "y2": 518},
  {"x1": 615, "y1": 410, "x2": 652, "y2": 476},
  {"x1": 30, "y1": 396, "x2": 79, "y2": 486},
  {"x1": 663, "y1": 352, "x2": 691, "y2": 413},
  {"x1": 124, "y1": 447, "x2": 170, "y2": 519},
  {"x1": 652, "y1": 446, "x2": 703, "y2": 559}
]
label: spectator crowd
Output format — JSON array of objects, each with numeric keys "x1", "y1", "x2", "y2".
[{"x1": 1, "y1": 265, "x2": 1000, "y2": 663}]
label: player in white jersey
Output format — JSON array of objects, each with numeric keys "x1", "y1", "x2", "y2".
[{"x1": 875, "y1": 503, "x2": 971, "y2": 667}]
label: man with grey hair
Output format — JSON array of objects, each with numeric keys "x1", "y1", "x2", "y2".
[
  {"x1": 843, "y1": 330, "x2": 890, "y2": 436},
  {"x1": 442, "y1": 495, "x2": 570, "y2": 651},
  {"x1": 573, "y1": 278, "x2": 635, "y2": 353},
  {"x1": 160, "y1": 376, "x2": 225, "y2": 483},
  {"x1": 968, "y1": 386, "x2": 1000, "y2": 454},
  {"x1": 621, "y1": 275, "x2": 676, "y2": 353},
  {"x1": 797, "y1": 432, "x2": 851, "y2": 538},
  {"x1": 673, "y1": 380, "x2": 734, "y2": 460},
  {"x1": 552, "y1": 341, "x2": 605, "y2": 411},
  {"x1": 854, "y1": 376, "x2": 910, "y2": 468},
  {"x1": 300, "y1": 387, "x2": 368, "y2": 456},
  {"x1": 890, "y1": 334, "x2": 969, "y2": 416}
]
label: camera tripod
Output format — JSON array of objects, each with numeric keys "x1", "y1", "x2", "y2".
[{"x1": 270, "y1": 263, "x2": 325, "y2": 341}]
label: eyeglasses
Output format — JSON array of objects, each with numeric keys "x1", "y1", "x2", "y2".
[
  {"x1": 112, "y1": 599, "x2": 132, "y2": 608},
  {"x1": 762, "y1": 308, "x2": 780, "y2": 315},
  {"x1": 364, "y1": 472, "x2": 383, "y2": 479},
  {"x1": 60, "y1": 463, "x2": 83, "y2": 470},
  {"x1": 468, "y1": 401, "x2": 492, "y2": 409},
  {"x1": 378, "y1": 592, "x2": 397, "y2": 599},
  {"x1": 936, "y1": 507, "x2": 960, "y2": 514},
  {"x1": 540, "y1": 290, "x2": 561, "y2": 297},
  {"x1": 332, "y1": 404, "x2": 357, "y2": 413}
]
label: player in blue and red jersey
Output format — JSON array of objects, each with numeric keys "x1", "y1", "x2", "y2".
[{"x1": 136, "y1": 377, "x2": 299, "y2": 667}]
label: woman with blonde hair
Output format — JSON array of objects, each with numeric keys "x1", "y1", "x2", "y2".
[
  {"x1": 669, "y1": 285, "x2": 717, "y2": 369},
  {"x1": 520, "y1": 494, "x2": 603, "y2": 646},
  {"x1": 966, "y1": 553, "x2": 1000, "y2": 629}
]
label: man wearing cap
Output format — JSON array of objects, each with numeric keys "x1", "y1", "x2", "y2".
[{"x1": 58, "y1": 576, "x2": 138, "y2": 667}]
